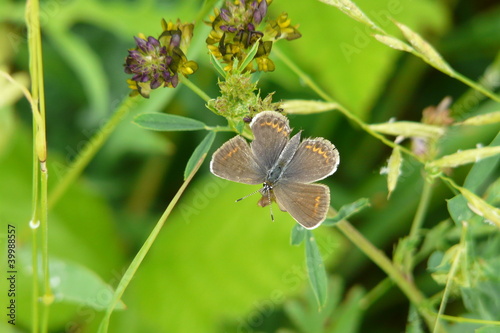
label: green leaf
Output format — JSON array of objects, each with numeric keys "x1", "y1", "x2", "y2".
[
  {"x1": 318, "y1": 0, "x2": 385, "y2": 34},
  {"x1": 184, "y1": 131, "x2": 216, "y2": 180},
  {"x1": 133, "y1": 113, "x2": 207, "y2": 131},
  {"x1": 281, "y1": 99, "x2": 339, "y2": 114},
  {"x1": 428, "y1": 146, "x2": 500, "y2": 169},
  {"x1": 323, "y1": 198, "x2": 370, "y2": 226},
  {"x1": 373, "y1": 34, "x2": 414, "y2": 53},
  {"x1": 291, "y1": 224, "x2": 307, "y2": 245},
  {"x1": 386, "y1": 147, "x2": 403, "y2": 199},
  {"x1": 463, "y1": 132, "x2": 500, "y2": 192},
  {"x1": 394, "y1": 20, "x2": 454, "y2": 75},
  {"x1": 236, "y1": 37, "x2": 261, "y2": 73},
  {"x1": 328, "y1": 286, "x2": 364, "y2": 333},
  {"x1": 305, "y1": 230, "x2": 328, "y2": 308},
  {"x1": 369, "y1": 121, "x2": 445, "y2": 139},
  {"x1": 456, "y1": 111, "x2": 500, "y2": 126},
  {"x1": 209, "y1": 52, "x2": 227, "y2": 79},
  {"x1": 18, "y1": 248, "x2": 125, "y2": 311}
]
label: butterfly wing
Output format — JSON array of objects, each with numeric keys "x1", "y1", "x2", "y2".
[
  {"x1": 282, "y1": 138, "x2": 339, "y2": 183},
  {"x1": 250, "y1": 111, "x2": 291, "y2": 171},
  {"x1": 210, "y1": 136, "x2": 265, "y2": 185},
  {"x1": 273, "y1": 182, "x2": 330, "y2": 229}
]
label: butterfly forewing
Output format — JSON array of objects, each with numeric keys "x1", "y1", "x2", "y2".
[
  {"x1": 210, "y1": 136, "x2": 265, "y2": 185},
  {"x1": 282, "y1": 138, "x2": 339, "y2": 184},
  {"x1": 250, "y1": 111, "x2": 291, "y2": 171},
  {"x1": 273, "y1": 182, "x2": 330, "y2": 229}
]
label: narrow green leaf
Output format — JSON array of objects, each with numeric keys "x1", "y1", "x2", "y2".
[
  {"x1": 184, "y1": 131, "x2": 216, "y2": 180},
  {"x1": 463, "y1": 132, "x2": 500, "y2": 191},
  {"x1": 318, "y1": 0, "x2": 385, "y2": 34},
  {"x1": 369, "y1": 121, "x2": 445, "y2": 139},
  {"x1": 209, "y1": 52, "x2": 227, "y2": 79},
  {"x1": 328, "y1": 286, "x2": 365, "y2": 333},
  {"x1": 305, "y1": 231, "x2": 328, "y2": 308},
  {"x1": 281, "y1": 99, "x2": 339, "y2": 114},
  {"x1": 323, "y1": 198, "x2": 370, "y2": 226},
  {"x1": 290, "y1": 224, "x2": 307, "y2": 245},
  {"x1": 394, "y1": 21, "x2": 453, "y2": 75},
  {"x1": 459, "y1": 187, "x2": 500, "y2": 228},
  {"x1": 428, "y1": 146, "x2": 500, "y2": 169},
  {"x1": 133, "y1": 113, "x2": 207, "y2": 131},
  {"x1": 373, "y1": 34, "x2": 414, "y2": 53},
  {"x1": 455, "y1": 111, "x2": 500, "y2": 126},
  {"x1": 237, "y1": 37, "x2": 261, "y2": 74},
  {"x1": 386, "y1": 147, "x2": 403, "y2": 199},
  {"x1": 447, "y1": 195, "x2": 477, "y2": 226}
]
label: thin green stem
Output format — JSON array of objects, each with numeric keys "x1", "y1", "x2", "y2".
[
  {"x1": 450, "y1": 71, "x2": 500, "y2": 104},
  {"x1": 97, "y1": 154, "x2": 206, "y2": 333},
  {"x1": 48, "y1": 96, "x2": 140, "y2": 209},
  {"x1": 31, "y1": 221, "x2": 39, "y2": 333},
  {"x1": 273, "y1": 46, "x2": 422, "y2": 163},
  {"x1": 433, "y1": 222, "x2": 467, "y2": 333},
  {"x1": 409, "y1": 178, "x2": 434, "y2": 239},
  {"x1": 438, "y1": 314, "x2": 500, "y2": 326},
  {"x1": 26, "y1": 0, "x2": 50, "y2": 331},
  {"x1": 39, "y1": 163, "x2": 51, "y2": 332},
  {"x1": 335, "y1": 220, "x2": 436, "y2": 328},
  {"x1": 180, "y1": 76, "x2": 212, "y2": 102}
]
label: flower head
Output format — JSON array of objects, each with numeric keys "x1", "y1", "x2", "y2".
[
  {"x1": 124, "y1": 20, "x2": 198, "y2": 98},
  {"x1": 206, "y1": 0, "x2": 301, "y2": 73}
]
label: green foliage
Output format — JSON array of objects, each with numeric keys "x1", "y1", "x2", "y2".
[{"x1": 2, "y1": 0, "x2": 500, "y2": 332}]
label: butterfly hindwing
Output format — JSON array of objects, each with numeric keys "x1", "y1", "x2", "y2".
[{"x1": 273, "y1": 182, "x2": 330, "y2": 229}]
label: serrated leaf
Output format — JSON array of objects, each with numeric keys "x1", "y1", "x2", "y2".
[
  {"x1": 455, "y1": 111, "x2": 500, "y2": 126},
  {"x1": 387, "y1": 147, "x2": 402, "y2": 199},
  {"x1": 394, "y1": 21, "x2": 453, "y2": 75},
  {"x1": 305, "y1": 231, "x2": 328, "y2": 308},
  {"x1": 133, "y1": 113, "x2": 207, "y2": 131},
  {"x1": 291, "y1": 224, "x2": 307, "y2": 245},
  {"x1": 184, "y1": 131, "x2": 216, "y2": 180},
  {"x1": 369, "y1": 121, "x2": 445, "y2": 139},
  {"x1": 428, "y1": 146, "x2": 500, "y2": 169},
  {"x1": 373, "y1": 34, "x2": 414, "y2": 53},
  {"x1": 281, "y1": 99, "x2": 339, "y2": 114},
  {"x1": 318, "y1": 0, "x2": 385, "y2": 34},
  {"x1": 323, "y1": 198, "x2": 370, "y2": 226}
]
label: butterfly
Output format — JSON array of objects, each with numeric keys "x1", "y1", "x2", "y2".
[{"x1": 210, "y1": 111, "x2": 339, "y2": 229}]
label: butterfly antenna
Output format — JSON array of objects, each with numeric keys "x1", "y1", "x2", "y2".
[{"x1": 235, "y1": 187, "x2": 261, "y2": 202}]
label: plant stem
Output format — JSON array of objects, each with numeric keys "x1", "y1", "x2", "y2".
[
  {"x1": 97, "y1": 154, "x2": 206, "y2": 333},
  {"x1": 180, "y1": 76, "x2": 212, "y2": 102},
  {"x1": 273, "y1": 46, "x2": 422, "y2": 163},
  {"x1": 335, "y1": 220, "x2": 436, "y2": 328},
  {"x1": 31, "y1": 221, "x2": 39, "y2": 333},
  {"x1": 39, "y1": 162, "x2": 52, "y2": 332},
  {"x1": 48, "y1": 95, "x2": 140, "y2": 209},
  {"x1": 433, "y1": 222, "x2": 467, "y2": 333},
  {"x1": 409, "y1": 178, "x2": 434, "y2": 239}
]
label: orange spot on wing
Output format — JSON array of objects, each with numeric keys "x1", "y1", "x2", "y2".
[{"x1": 224, "y1": 147, "x2": 239, "y2": 159}]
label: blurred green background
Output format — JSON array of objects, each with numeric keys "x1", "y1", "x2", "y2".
[{"x1": 0, "y1": 0, "x2": 499, "y2": 332}]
